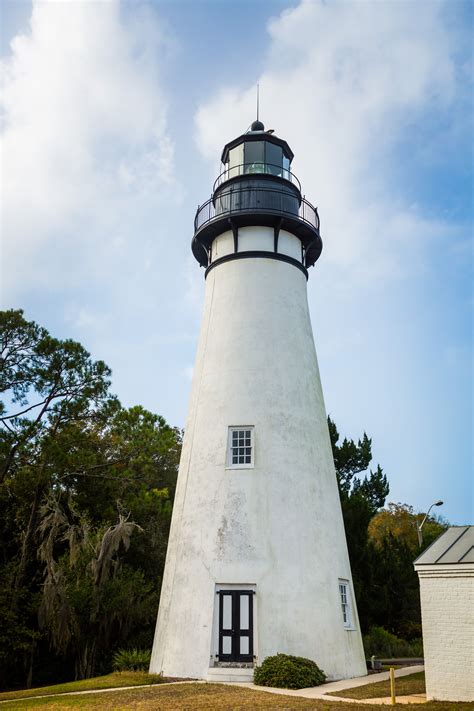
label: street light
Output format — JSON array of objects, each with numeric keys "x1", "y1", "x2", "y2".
[{"x1": 417, "y1": 500, "x2": 444, "y2": 548}]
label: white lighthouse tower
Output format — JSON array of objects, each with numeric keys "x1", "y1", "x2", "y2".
[{"x1": 150, "y1": 120, "x2": 367, "y2": 682}]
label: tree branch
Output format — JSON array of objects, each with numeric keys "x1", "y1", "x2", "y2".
[{"x1": 1, "y1": 399, "x2": 52, "y2": 421}]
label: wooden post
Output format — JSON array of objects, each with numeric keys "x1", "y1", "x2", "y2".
[{"x1": 390, "y1": 666, "x2": 396, "y2": 705}]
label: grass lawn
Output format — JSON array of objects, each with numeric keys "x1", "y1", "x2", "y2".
[
  {"x1": 329, "y1": 671, "x2": 425, "y2": 699},
  {"x1": 0, "y1": 672, "x2": 167, "y2": 702},
  {"x1": 0, "y1": 681, "x2": 472, "y2": 710}
]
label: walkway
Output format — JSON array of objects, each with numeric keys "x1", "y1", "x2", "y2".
[
  {"x1": 230, "y1": 665, "x2": 426, "y2": 705},
  {"x1": 0, "y1": 665, "x2": 426, "y2": 706}
]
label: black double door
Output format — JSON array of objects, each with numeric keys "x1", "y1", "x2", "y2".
[{"x1": 218, "y1": 590, "x2": 253, "y2": 662}]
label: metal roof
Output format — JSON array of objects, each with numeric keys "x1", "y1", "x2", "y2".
[
  {"x1": 221, "y1": 132, "x2": 294, "y2": 164},
  {"x1": 414, "y1": 526, "x2": 474, "y2": 566}
]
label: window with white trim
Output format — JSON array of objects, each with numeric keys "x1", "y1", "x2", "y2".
[
  {"x1": 228, "y1": 427, "x2": 254, "y2": 468},
  {"x1": 338, "y1": 579, "x2": 353, "y2": 629}
]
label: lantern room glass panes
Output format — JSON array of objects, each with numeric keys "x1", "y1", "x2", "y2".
[
  {"x1": 228, "y1": 427, "x2": 254, "y2": 468},
  {"x1": 266, "y1": 142, "x2": 283, "y2": 177},
  {"x1": 228, "y1": 144, "x2": 243, "y2": 179},
  {"x1": 224, "y1": 139, "x2": 292, "y2": 181},
  {"x1": 244, "y1": 141, "x2": 264, "y2": 173}
]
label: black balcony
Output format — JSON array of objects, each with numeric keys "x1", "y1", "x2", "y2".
[{"x1": 192, "y1": 184, "x2": 322, "y2": 269}]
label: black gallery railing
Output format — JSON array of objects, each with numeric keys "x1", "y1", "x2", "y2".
[
  {"x1": 213, "y1": 163, "x2": 301, "y2": 192},
  {"x1": 195, "y1": 187, "x2": 320, "y2": 233}
]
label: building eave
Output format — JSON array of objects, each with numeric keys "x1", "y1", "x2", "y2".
[{"x1": 415, "y1": 562, "x2": 474, "y2": 577}]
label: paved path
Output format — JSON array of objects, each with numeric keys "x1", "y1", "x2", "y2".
[
  {"x1": 0, "y1": 681, "x2": 201, "y2": 704},
  {"x1": 0, "y1": 665, "x2": 426, "y2": 706},
  {"x1": 227, "y1": 665, "x2": 426, "y2": 705}
]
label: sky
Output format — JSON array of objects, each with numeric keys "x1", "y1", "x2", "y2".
[{"x1": 1, "y1": 0, "x2": 472, "y2": 525}]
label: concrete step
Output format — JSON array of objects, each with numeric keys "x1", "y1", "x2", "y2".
[{"x1": 206, "y1": 666, "x2": 254, "y2": 683}]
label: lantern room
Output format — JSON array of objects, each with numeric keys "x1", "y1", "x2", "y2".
[
  {"x1": 220, "y1": 120, "x2": 294, "y2": 184},
  {"x1": 192, "y1": 120, "x2": 322, "y2": 273}
]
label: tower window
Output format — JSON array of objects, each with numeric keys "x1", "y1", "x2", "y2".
[
  {"x1": 228, "y1": 427, "x2": 254, "y2": 468},
  {"x1": 338, "y1": 579, "x2": 354, "y2": 629}
]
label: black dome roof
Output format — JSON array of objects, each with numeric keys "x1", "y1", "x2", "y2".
[{"x1": 250, "y1": 119, "x2": 265, "y2": 131}]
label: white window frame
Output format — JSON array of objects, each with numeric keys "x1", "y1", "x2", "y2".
[
  {"x1": 338, "y1": 579, "x2": 355, "y2": 630},
  {"x1": 227, "y1": 427, "x2": 255, "y2": 469}
]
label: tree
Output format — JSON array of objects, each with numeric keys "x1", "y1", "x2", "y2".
[
  {"x1": 369, "y1": 502, "x2": 446, "y2": 553},
  {"x1": 0, "y1": 311, "x2": 181, "y2": 687},
  {"x1": 38, "y1": 495, "x2": 146, "y2": 679},
  {"x1": 366, "y1": 502, "x2": 447, "y2": 639},
  {"x1": 327, "y1": 417, "x2": 450, "y2": 638},
  {"x1": 328, "y1": 417, "x2": 388, "y2": 514},
  {"x1": 1, "y1": 309, "x2": 112, "y2": 483},
  {"x1": 1, "y1": 309, "x2": 114, "y2": 593},
  {"x1": 328, "y1": 416, "x2": 389, "y2": 631}
]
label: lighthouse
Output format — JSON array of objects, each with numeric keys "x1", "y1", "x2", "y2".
[{"x1": 150, "y1": 120, "x2": 367, "y2": 682}]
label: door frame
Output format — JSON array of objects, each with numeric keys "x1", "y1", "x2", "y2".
[
  {"x1": 218, "y1": 589, "x2": 254, "y2": 662},
  {"x1": 212, "y1": 584, "x2": 257, "y2": 665}
]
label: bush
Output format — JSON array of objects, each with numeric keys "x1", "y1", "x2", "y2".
[
  {"x1": 254, "y1": 653, "x2": 326, "y2": 689},
  {"x1": 363, "y1": 626, "x2": 423, "y2": 658},
  {"x1": 407, "y1": 637, "x2": 423, "y2": 656},
  {"x1": 112, "y1": 648, "x2": 151, "y2": 672}
]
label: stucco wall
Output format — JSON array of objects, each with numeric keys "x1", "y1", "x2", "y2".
[
  {"x1": 151, "y1": 227, "x2": 366, "y2": 681},
  {"x1": 418, "y1": 567, "x2": 474, "y2": 701},
  {"x1": 210, "y1": 226, "x2": 302, "y2": 262}
]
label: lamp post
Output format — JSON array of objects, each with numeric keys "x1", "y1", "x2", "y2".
[{"x1": 417, "y1": 500, "x2": 444, "y2": 548}]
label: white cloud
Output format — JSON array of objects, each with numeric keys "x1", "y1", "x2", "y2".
[
  {"x1": 193, "y1": 0, "x2": 471, "y2": 521},
  {"x1": 0, "y1": 0, "x2": 469, "y2": 521},
  {"x1": 195, "y1": 0, "x2": 464, "y2": 288},
  {"x1": 1, "y1": 0, "x2": 177, "y2": 301}
]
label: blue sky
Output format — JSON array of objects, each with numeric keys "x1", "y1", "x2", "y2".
[{"x1": 1, "y1": 0, "x2": 472, "y2": 525}]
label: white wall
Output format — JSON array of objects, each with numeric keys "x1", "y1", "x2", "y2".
[
  {"x1": 151, "y1": 227, "x2": 366, "y2": 681},
  {"x1": 210, "y1": 226, "x2": 302, "y2": 262},
  {"x1": 418, "y1": 567, "x2": 474, "y2": 701}
]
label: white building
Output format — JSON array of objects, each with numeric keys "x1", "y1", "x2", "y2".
[
  {"x1": 414, "y1": 525, "x2": 474, "y2": 702},
  {"x1": 150, "y1": 120, "x2": 367, "y2": 683}
]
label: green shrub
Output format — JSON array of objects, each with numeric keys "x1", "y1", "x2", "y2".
[
  {"x1": 112, "y1": 648, "x2": 151, "y2": 672},
  {"x1": 363, "y1": 626, "x2": 423, "y2": 658},
  {"x1": 254, "y1": 653, "x2": 326, "y2": 689},
  {"x1": 408, "y1": 637, "x2": 423, "y2": 657}
]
